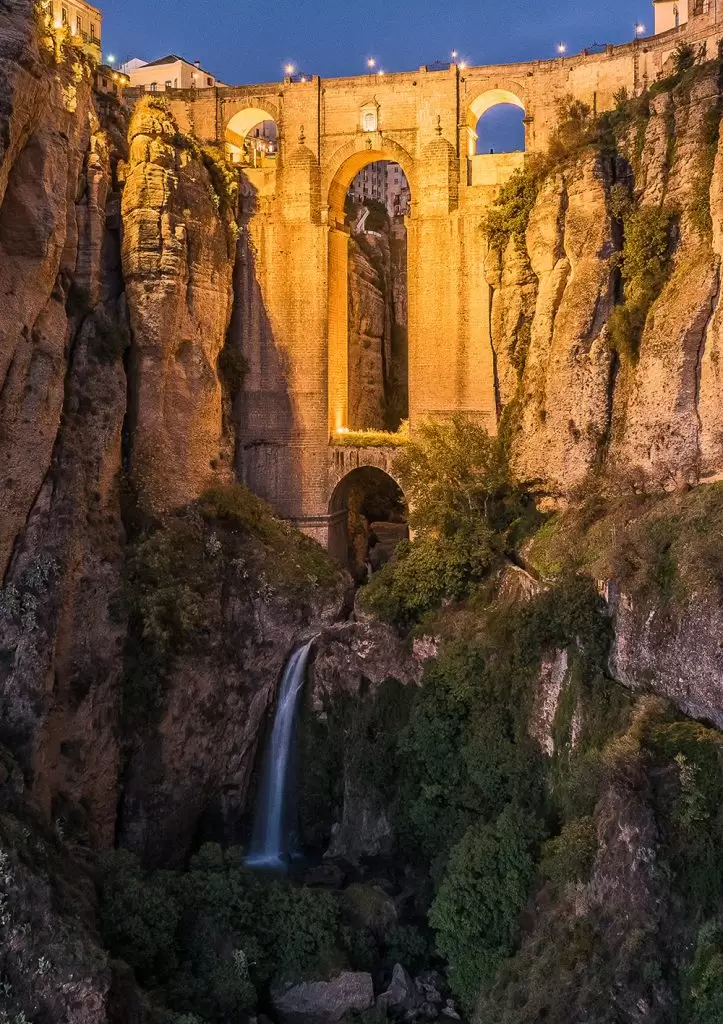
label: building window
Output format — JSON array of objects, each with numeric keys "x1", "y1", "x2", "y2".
[
  {"x1": 76, "y1": 15, "x2": 81, "y2": 34},
  {"x1": 150, "y1": 82, "x2": 157, "y2": 92},
  {"x1": 90, "y1": 22, "x2": 96, "y2": 40},
  {"x1": 207, "y1": 77, "x2": 213, "y2": 86},
  {"x1": 61, "y1": 6, "x2": 68, "y2": 24},
  {"x1": 363, "y1": 111, "x2": 376, "y2": 132},
  {"x1": 165, "y1": 80, "x2": 172, "y2": 89}
]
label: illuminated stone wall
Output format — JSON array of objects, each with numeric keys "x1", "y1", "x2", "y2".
[{"x1": 165, "y1": 9, "x2": 722, "y2": 545}]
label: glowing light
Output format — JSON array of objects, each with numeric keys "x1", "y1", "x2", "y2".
[
  {"x1": 336, "y1": 426, "x2": 350, "y2": 434},
  {"x1": 557, "y1": 42, "x2": 566, "y2": 54},
  {"x1": 377, "y1": 68, "x2": 384, "y2": 76},
  {"x1": 451, "y1": 49, "x2": 458, "y2": 60},
  {"x1": 459, "y1": 60, "x2": 467, "y2": 70},
  {"x1": 106, "y1": 53, "x2": 116, "y2": 64},
  {"x1": 284, "y1": 63, "x2": 295, "y2": 76},
  {"x1": 635, "y1": 22, "x2": 645, "y2": 34},
  {"x1": 300, "y1": 75, "x2": 307, "y2": 82},
  {"x1": 367, "y1": 57, "x2": 376, "y2": 68}
]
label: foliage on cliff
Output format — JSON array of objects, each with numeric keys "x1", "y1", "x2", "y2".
[
  {"x1": 359, "y1": 417, "x2": 534, "y2": 627},
  {"x1": 122, "y1": 483, "x2": 340, "y2": 724}
]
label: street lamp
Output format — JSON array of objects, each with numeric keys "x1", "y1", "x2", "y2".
[
  {"x1": 451, "y1": 49, "x2": 458, "y2": 61},
  {"x1": 635, "y1": 22, "x2": 646, "y2": 36},
  {"x1": 377, "y1": 68, "x2": 385, "y2": 76},
  {"x1": 557, "y1": 42, "x2": 567, "y2": 55},
  {"x1": 106, "y1": 53, "x2": 116, "y2": 64},
  {"x1": 284, "y1": 63, "x2": 295, "y2": 77},
  {"x1": 459, "y1": 60, "x2": 467, "y2": 70},
  {"x1": 367, "y1": 57, "x2": 376, "y2": 69}
]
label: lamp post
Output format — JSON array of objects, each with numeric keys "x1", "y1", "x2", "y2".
[{"x1": 557, "y1": 42, "x2": 567, "y2": 55}]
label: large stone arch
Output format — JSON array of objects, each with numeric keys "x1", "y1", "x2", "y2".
[
  {"x1": 324, "y1": 134, "x2": 417, "y2": 226},
  {"x1": 325, "y1": 137, "x2": 417, "y2": 435}
]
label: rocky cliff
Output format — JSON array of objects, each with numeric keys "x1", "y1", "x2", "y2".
[
  {"x1": 5, "y1": 4, "x2": 723, "y2": 1023},
  {"x1": 488, "y1": 63, "x2": 723, "y2": 497},
  {"x1": 348, "y1": 211, "x2": 408, "y2": 431}
]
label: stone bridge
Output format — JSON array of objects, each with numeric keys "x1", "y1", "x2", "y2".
[{"x1": 165, "y1": 10, "x2": 721, "y2": 547}]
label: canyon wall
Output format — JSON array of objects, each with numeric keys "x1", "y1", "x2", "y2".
[
  {"x1": 489, "y1": 64, "x2": 723, "y2": 496},
  {"x1": 348, "y1": 212, "x2": 408, "y2": 431}
]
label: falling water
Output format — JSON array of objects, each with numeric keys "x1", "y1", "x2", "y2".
[{"x1": 246, "y1": 637, "x2": 316, "y2": 870}]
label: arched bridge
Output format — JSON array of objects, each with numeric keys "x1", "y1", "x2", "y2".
[{"x1": 163, "y1": 12, "x2": 720, "y2": 548}]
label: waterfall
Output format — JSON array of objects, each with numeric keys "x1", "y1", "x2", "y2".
[{"x1": 246, "y1": 637, "x2": 315, "y2": 870}]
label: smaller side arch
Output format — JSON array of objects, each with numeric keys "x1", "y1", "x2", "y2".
[
  {"x1": 328, "y1": 463, "x2": 408, "y2": 574},
  {"x1": 465, "y1": 82, "x2": 529, "y2": 158}
]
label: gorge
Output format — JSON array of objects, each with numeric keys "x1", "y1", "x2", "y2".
[{"x1": 5, "y1": 1, "x2": 723, "y2": 1023}]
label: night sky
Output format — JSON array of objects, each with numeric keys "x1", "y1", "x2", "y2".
[{"x1": 103, "y1": 0, "x2": 653, "y2": 150}]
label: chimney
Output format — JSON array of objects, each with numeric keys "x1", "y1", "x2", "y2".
[{"x1": 194, "y1": 60, "x2": 201, "y2": 68}]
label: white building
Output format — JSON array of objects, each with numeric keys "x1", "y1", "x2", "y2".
[
  {"x1": 40, "y1": 0, "x2": 101, "y2": 60},
  {"x1": 120, "y1": 54, "x2": 221, "y2": 92},
  {"x1": 349, "y1": 161, "x2": 410, "y2": 218},
  {"x1": 653, "y1": 0, "x2": 689, "y2": 33}
]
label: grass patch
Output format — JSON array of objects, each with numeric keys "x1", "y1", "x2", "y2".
[
  {"x1": 332, "y1": 422, "x2": 410, "y2": 448},
  {"x1": 526, "y1": 481, "x2": 723, "y2": 605}
]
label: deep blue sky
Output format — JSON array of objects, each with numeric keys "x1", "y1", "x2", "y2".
[{"x1": 104, "y1": 0, "x2": 654, "y2": 85}]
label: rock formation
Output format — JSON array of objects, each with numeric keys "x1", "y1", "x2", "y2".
[{"x1": 347, "y1": 212, "x2": 408, "y2": 431}]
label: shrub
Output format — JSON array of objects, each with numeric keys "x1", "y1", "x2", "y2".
[
  {"x1": 683, "y1": 920, "x2": 723, "y2": 1023},
  {"x1": 100, "y1": 845, "x2": 341, "y2": 1020},
  {"x1": 608, "y1": 205, "x2": 674, "y2": 363},
  {"x1": 360, "y1": 532, "x2": 496, "y2": 628},
  {"x1": 429, "y1": 806, "x2": 541, "y2": 1011},
  {"x1": 540, "y1": 817, "x2": 598, "y2": 887},
  {"x1": 482, "y1": 169, "x2": 539, "y2": 254},
  {"x1": 547, "y1": 96, "x2": 596, "y2": 164},
  {"x1": 201, "y1": 144, "x2": 240, "y2": 212}
]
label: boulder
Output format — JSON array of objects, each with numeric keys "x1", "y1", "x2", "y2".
[
  {"x1": 271, "y1": 971, "x2": 374, "y2": 1024},
  {"x1": 376, "y1": 963, "x2": 419, "y2": 1014}
]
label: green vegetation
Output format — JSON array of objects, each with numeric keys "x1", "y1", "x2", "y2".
[
  {"x1": 332, "y1": 423, "x2": 410, "y2": 448},
  {"x1": 200, "y1": 144, "x2": 240, "y2": 214},
  {"x1": 100, "y1": 845, "x2": 339, "y2": 1021},
  {"x1": 430, "y1": 807, "x2": 540, "y2": 1011},
  {"x1": 527, "y1": 480, "x2": 723, "y2": 605},
  {"x1": 482, "y1": 169, "x2": 540, "y2": 254},
  {"x1": 359, "y1": 416, "x2": 535, "y2": 627},
  {"x1": 608, "y1": 205, "x2": 674, "y2": 363},
  {"x1": 122, "y1": 483, "x2": 339, "y2": 724}
]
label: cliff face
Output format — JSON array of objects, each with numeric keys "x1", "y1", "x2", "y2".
[
  {"x1": 122, "y1": 104, "x2": 237, "y2": 513},
  {"x1": 348, "y1": 217, "x2": 408, "y2": 431},
  {"x1": 490, "y1": 65, "x2": 723, "y2": 496}
]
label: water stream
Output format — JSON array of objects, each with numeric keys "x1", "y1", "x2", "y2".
[{"x1": 246, "y1": 637, "x2": 316, "y2": 870}]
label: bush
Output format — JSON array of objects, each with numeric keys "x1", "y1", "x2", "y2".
[
  {"x1": 683, "y1": 920, "x2": 723, "y2": 1023},
  {"x1": 100, "y1": 845, "x2": 342, "y2": 1021},
  {"x1": 608, "y1": 205, "x2": 674, "y2": 363},
  {"x1": 360, "y1": 532, "x2": 496, "y2": 628},
  {"x1": 482, "y1": 169, "x2": 539, "y2": 254},
  {"x1": 429, "y1": 806, "x2": 541, "y2": 1011},
  {"x1": 540, "y1": 817, "x2": 598, "y2": 887},
  {"x1": 358, "y1": 417, "x2": 531, "y2": 628}
]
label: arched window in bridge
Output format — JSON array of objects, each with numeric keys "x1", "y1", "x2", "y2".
[
  {"x1": 224, "y1": 108, "x2": 278, "y2": 168},
  {"x1": 467, "y1": 89, "x2": 526, "y2": 157},
  {"x1": 475, "y1": 103, "x2": 526, "y2": 154}
]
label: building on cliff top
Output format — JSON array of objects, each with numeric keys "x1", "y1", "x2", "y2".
[
  {"x1": 653, "y1": 0, "x2": 721, "y2": 35},
  {"x1": 40, "y1": 0, "x2": 101, "y2": 61},
  {"x1": 120, "y1": 54, "x2": 223, "y2": 91}
]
